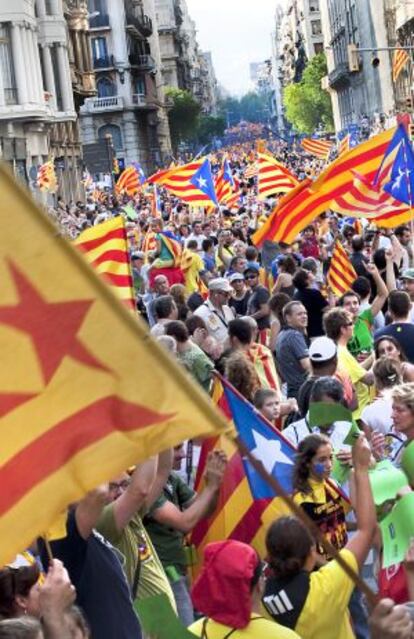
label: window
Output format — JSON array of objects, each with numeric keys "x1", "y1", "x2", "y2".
[
  {"x1": 311, "y1": 20, "x2": 322, "y2": 35},
  {"x1": 309, "y1": 0, "x2": 320, "y2": 11},
  {"x1": 134, "y1": 75, "x2": 146, "y2": 95},
  {"x1": 97, "y1": 76, "x2": 116, "y2": 97},
  {"x1": 98, "y1": 124, "x2": 123, "y2": 151},
  {"x1": 0, "y1": 23, "x2": 17, "y2": 104},
  {"x1": 50, "y1": 44, "x2": 63, "y2": 111},
  {"x1": 88, "y1": 0, "x2": 107, "y2": 12},
  {"x1": 91, "y1": 37, "x2": 108, "y2": 64},
  {"x1": 314, "y1": 42, "x2": 324, "y2": 54}
]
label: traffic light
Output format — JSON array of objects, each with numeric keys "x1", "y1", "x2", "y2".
[
  {"x1": 347, "y1": 44, "x2": 359, "y2": 72},
  {"x1": 371, "y1": 53, "x2": 380, "y2": 68},
  {"x1": 113, "y1": 158, "x2": 120, "y2": 174}
]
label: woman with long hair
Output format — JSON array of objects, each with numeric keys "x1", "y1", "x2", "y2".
[
  {"x1": 263, "y1": 436, "x2": 376, "y2": 639},
  {"x1": 271, "y1": 255, "x2": 297, "y2": 298},
  {"x1": 374, "y1": 336, "x2": 414, "y2": 383},
  {"x1": 292, "y1": 434, "x2": 349, "y2": 560}
]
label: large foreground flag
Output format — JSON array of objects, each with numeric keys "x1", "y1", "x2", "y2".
[
  {"x1": 0, "y1": 164, "x2": 226, "y2": 566},
  {"x1": 191, "y1": 377, "x2": 293, "y2": 571},
  {"x1": 257, "y1": 153, "x2": 299, "y2": 200},
  {"x1": 74, "y1": 217, "x2": 135, "y2": 310},
  {"x1": 327, "y1": 241, "x2": 357, "y2": 297}
]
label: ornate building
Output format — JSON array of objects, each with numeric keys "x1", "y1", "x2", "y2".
[
  {"x1": 80, "y1": 0, "x2": 171, "y2": 172},
  {"x1": 0, "y1": 0, "x2": 95, "y2": 200}
]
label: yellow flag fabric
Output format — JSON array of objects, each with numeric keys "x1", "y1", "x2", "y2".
[{"x1": 0, "y1": 164, "x2": 227, "y2": 566}]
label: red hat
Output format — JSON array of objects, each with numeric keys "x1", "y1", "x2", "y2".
[{"x1": 191, "y1": 540, "x2": 259, "y2": 629}]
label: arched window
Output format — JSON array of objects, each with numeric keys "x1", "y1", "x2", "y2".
[
  {"x1": 98, "y1": 124, "x2": 123, "y2": 151},
  {"x1": 97, "y1": 77, "x2": 116, "y2": 97}
]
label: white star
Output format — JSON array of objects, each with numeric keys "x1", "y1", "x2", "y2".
[
  {"x1": 250, "y1": 430, "x2": 293, "y2": 475},
  {"x1": 197, "y1": 176, "x2": 208, "y2": 189}
]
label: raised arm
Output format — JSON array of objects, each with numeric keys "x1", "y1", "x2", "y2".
[
  {"x1": 151, "y1": 450, "x2": 227, "y2": 534},
  {"x1": 345, "y1": 435, "x2": 376, "y2": 569}
]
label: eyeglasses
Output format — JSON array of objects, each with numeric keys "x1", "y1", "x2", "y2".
[
  {"x1": 109, "y1": 480, "x2": 130, "y2": 491},
  {"x1": 245, "y1": 274, "x2": 258, "y2": 280}
]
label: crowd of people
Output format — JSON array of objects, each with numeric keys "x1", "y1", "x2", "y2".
[{"x1": 4, "y1": 138, "x2": 414, "y2": 639}]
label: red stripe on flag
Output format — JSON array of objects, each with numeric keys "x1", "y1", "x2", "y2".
[
  {"x1": 0, "y1": 397, "x2": 174, "y2": 516},
  {"x1": 76, "y1": 228, "x2": 126, "y2": 253}
]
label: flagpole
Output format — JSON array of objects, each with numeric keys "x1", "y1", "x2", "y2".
[
  {"x1": 216, "y1": 372, "x2": 350, "y2": 502},
  {"x1": 231, "y1": 434, "x2": 377, "y2": 607}
]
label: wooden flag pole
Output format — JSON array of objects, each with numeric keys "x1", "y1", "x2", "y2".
[{"x1": 230, "y1": 434, "x2": 378, "y2": 607}]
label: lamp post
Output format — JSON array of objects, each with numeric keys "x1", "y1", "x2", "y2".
[{"x1": 104, "y1": 133, "x2": 114, "y2": 190}]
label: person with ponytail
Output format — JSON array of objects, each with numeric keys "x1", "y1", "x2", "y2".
[{"x1": 262, "y1": 435, "x2": 376, "y2": 639}]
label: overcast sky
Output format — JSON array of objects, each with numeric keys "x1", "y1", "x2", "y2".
[{"x1": 186, "y1": 0, "x2": 277, "y2": 97}]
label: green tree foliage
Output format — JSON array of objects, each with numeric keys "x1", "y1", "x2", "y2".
[
  {"x1": 197, "y1": 115, "x2": 226, "y2": 144},
  {"x1": 217, "y1": 92, "x2": 269, "y2": 125},
  {"x1": 283, "y1": 54, "x2": 334, "y2": 134},
  {"x1": 166, "y1": 87, "x2": 201, "y2": 150}
]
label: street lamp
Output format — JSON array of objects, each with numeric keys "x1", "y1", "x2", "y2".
[{"x1": 104, "y1": 133, "x2": 114, "y2": 190}]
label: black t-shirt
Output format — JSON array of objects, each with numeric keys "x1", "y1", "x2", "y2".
[
  {"x1": 293, "y1": 288, "x2": 328, "y2": 338},
  {"x1": 247, "y1": 285, "x2": 270, "y2": 330},
  {"x1": 229, "y1": 290, "x2": 251, "y2": 317},
  {"x1": 374, "y1": 323, "x2": 414, "y2": 364},
  {"x1": 40, "y1": 510, "x2": 142, "y2": 639}
]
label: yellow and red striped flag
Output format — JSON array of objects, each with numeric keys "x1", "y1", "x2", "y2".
[
  {"x1": 115, "y1": 166, "x2": 140, "y2": 196},
  {"x1": 74, "y1": 217, "x2": 135, "y2": 310},
  {"x1": 37, "y1": 160, "x2": 57, "y2": 193},
  {"x1": 0, "y1": 164, "x2": 227, "y2": 567},
  {"x1": 392, "y1": 49, "x2": 410, "y2": 82},
  {"x1": 244, "y1": 163, "x2": 257, "y2": 179},
  {"x1": 338, "y1": 134, "x2": 350, "y2": 156},
  {"x1": 327, "y1": 240, "x2": 357, "y2": 297},
  {"x1": 148, "y1": 158, "x2": 218, "y2": 207},
  {"x1": 301, "y1": 138, "x2": 333, "y2": 160},
  {"x1": 257, "y1": 153, "x2": 299, "y2": 200},
  {"x1": 190, "y1": 376, "x2": 291, "y2": 578},
  {"x1": 252, "y1": 128, "x2": 395, "y2": 246},
  {"x1": 331, "y1": 170, "x2": 411, "y2": 227}
]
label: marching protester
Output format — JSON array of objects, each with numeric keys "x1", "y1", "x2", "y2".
[{"x1": 6, "y1": 54, "x2": 414, "y2": 639}]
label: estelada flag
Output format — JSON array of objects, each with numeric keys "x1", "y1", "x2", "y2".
[{"x1": 0, "y1": 164, "x2": 227, "y2": 566}]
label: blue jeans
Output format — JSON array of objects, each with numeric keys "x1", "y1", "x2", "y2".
[
  {"x1": 170, "y1": 575, "x2": 194, "y2": 627},
  {"x1": 349, "y1": 587, "x2": 369, "y2": 639}
]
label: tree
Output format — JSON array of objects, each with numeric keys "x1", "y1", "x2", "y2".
[
  {"x1": 283, "y1": 53, "x2": 334, "y2": 134},
  {"x1": 196, "y1": 115, "x2": 226, "y2": 145},
  {"x1": 165, "y1": 87, "x2": 201, "y2": 151},
  {"x1": 239, "y1": 92, "x2": 269, "y2": 123}
]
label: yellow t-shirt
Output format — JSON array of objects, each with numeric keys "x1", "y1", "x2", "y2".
[
  {"x1": 190, "y1": 613, "x2": 300, "y2": 639},
  {"x1": 184, "y1": 252, "x2": 206, "y2": 294},
  {"x1": 337, "y1": 345, "x2": 370, "y2": 420},
  {"x1": 263, "y1": 549, "x2": 357, "y2": 639},
  {"x1": 295, "y1": 549, "x2": 357, "y2": 639}
]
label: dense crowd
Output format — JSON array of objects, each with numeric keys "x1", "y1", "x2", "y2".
[{"x1": 4, "y1": 140, "x2": 414, "y2": 639}]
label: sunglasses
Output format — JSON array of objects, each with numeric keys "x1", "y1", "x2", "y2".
[{"x1": 245, "y1": 274, "x2": 258, "y2": 279}]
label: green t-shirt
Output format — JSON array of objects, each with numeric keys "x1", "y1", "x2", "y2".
[
  {"x1": 347, "y1": 307, "x2": 374, "y2": 357},
  {"x1": 178, "y1": 345, "x2": 214, "y2": 392},
  {"x1": 97, "y1": 504, "x2": 176, "y2": 610},
  {"x1": 144, "y1": 473, "x2": 195, "y2": 576}
]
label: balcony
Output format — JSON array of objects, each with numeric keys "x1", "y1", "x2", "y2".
[
  {"x1": 93, "y1": 55, "x2": 115, "y2": 69},
  {"x1": 125, "y1": 11, "x2": 153, "y2": 38},
  {"x1": 129, "y1": 53, "x2": 156, "y2": 71},
  {"x1": 131, "y1": 93, "x2": 158, "y2": 110},
  {"x1": 89, "y1": 13, "x2": 111, "y2": 29},
  {"x1": 328, "y1": 62, "x2": 351, "y2": 88},
  {"x1": 81, "y1": 95, "x2": 124, "y2": 113}
]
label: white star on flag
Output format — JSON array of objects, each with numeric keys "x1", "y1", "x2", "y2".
[
  {"x1": 197, "y1": 176, "x2": 208, "y2": 189},
  {"x1": 250, "y1": 430, "x2": 293, "y2": 475}
]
